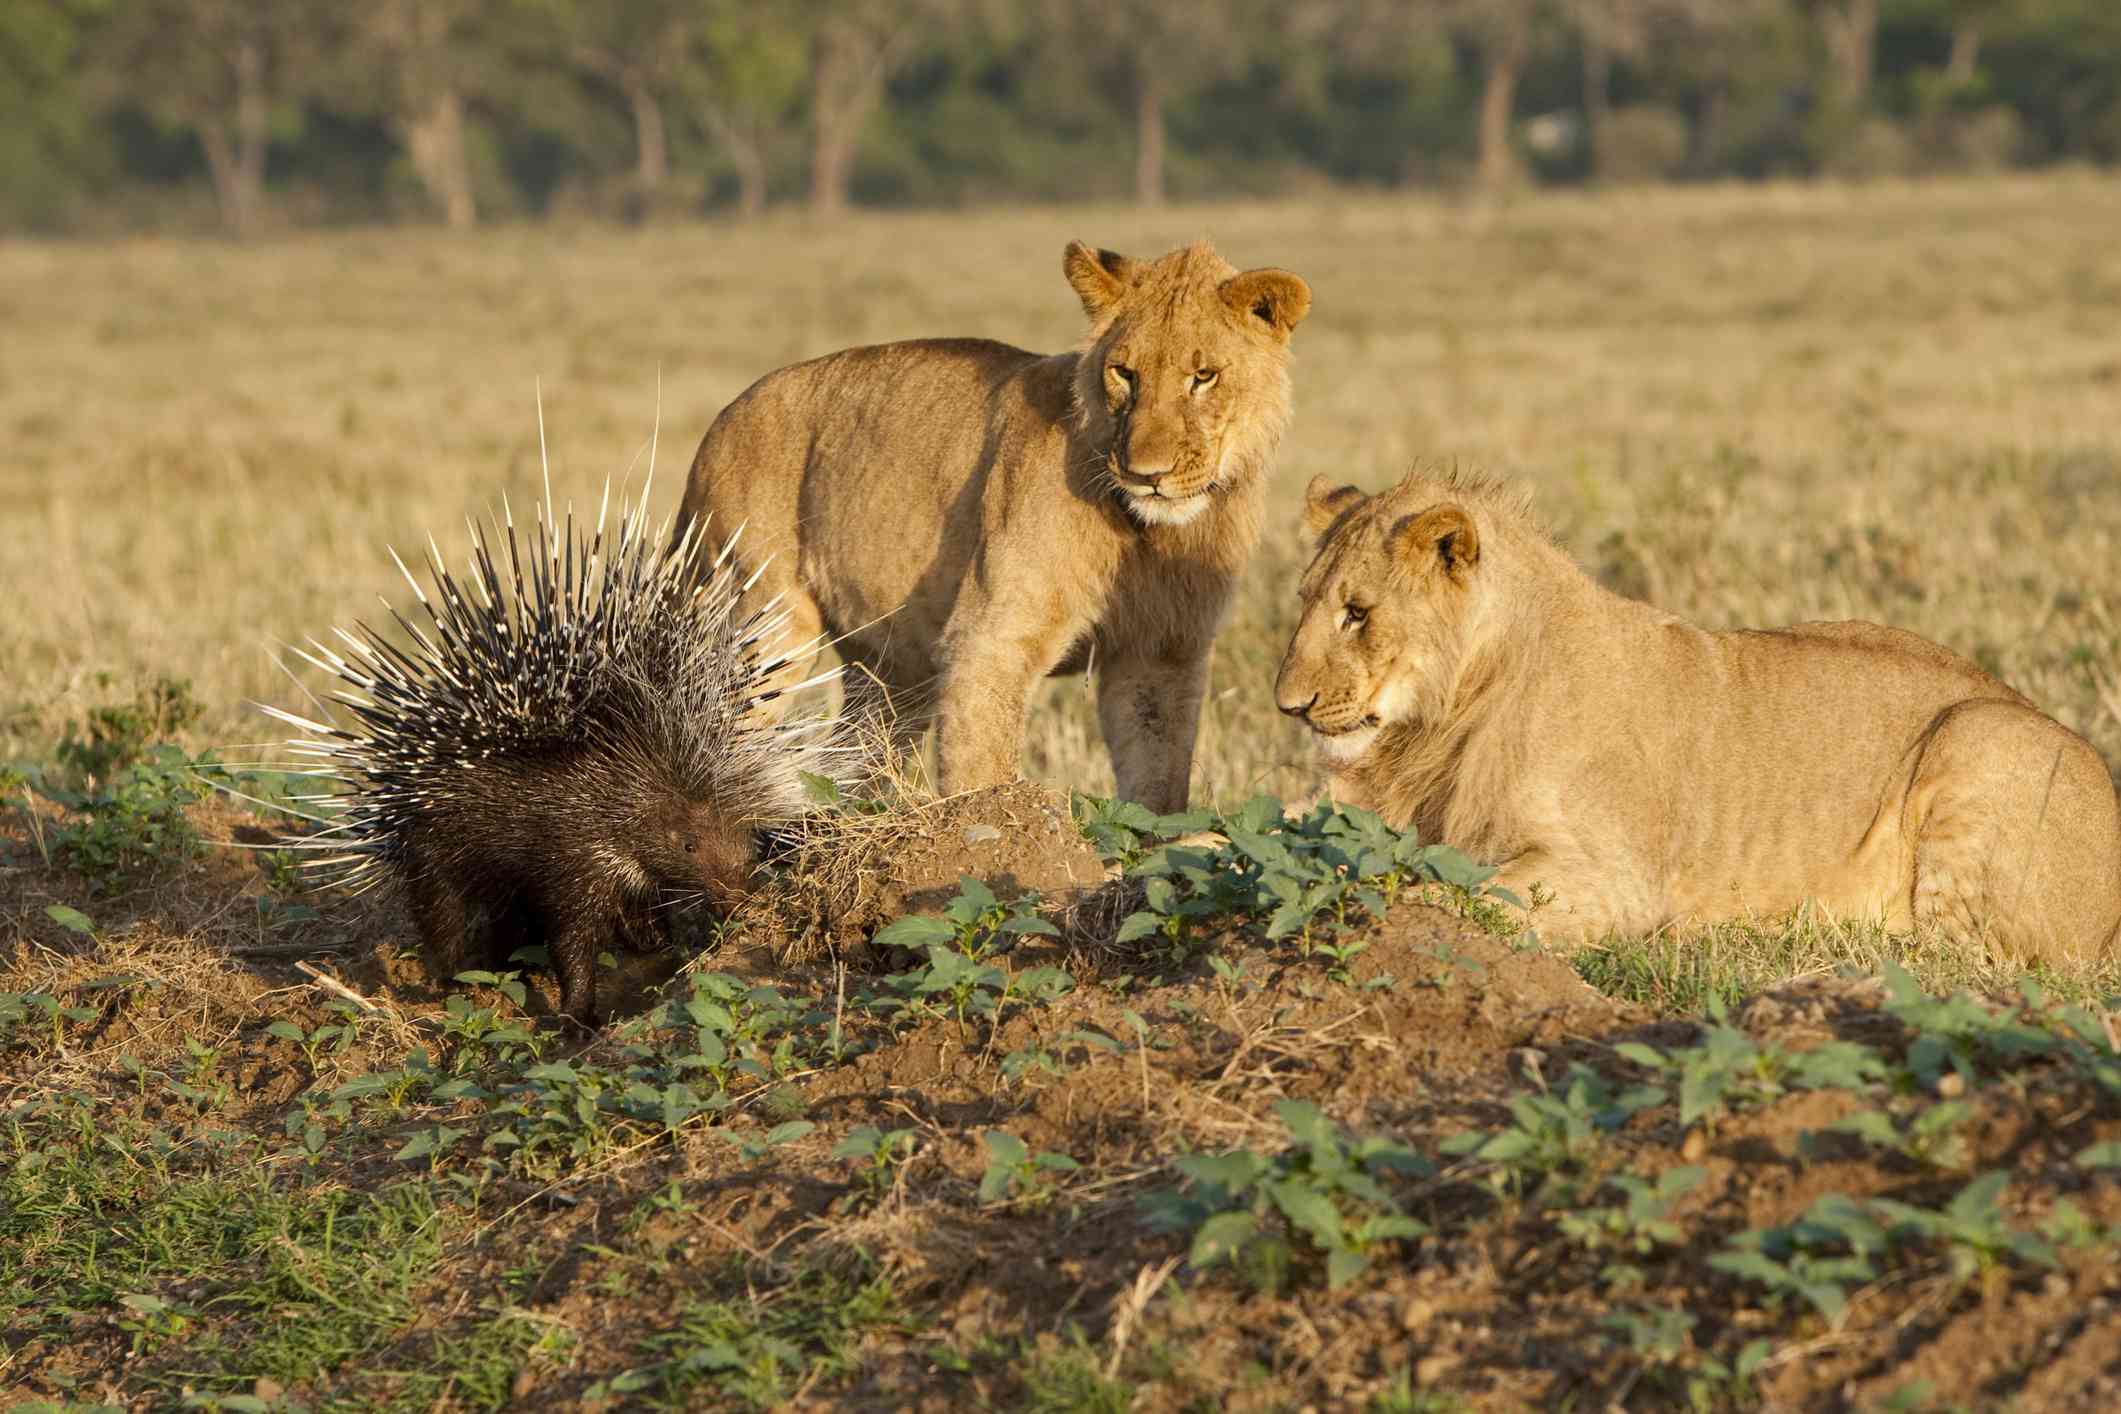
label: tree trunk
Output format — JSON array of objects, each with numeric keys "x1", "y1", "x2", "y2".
[
  {"x1": 1477, "y1": 21, "x2": 1529, "y2": 194},
  {"x1": 808, "y1": 25, "x2": 887, "y2": 219},
  {"x1": 404, "y1": 87, "x2": 477, "y2": 229},
  {"x1": 624, "y1": 76, "x2": 668, "y2": 193},
  {"x1": 1134, "y1": 67, "x2": 1165, "y2": 206},
  {"x1": 1821, "y1": 0, "x2": 1879, "y2": 110},
  {"x1": 200, "y1": 34, "x2": 268, "y2": 238},
  {"x1": 1582, "y1": 27, "x2": 1611, "y2": 175},
  {"x1": 705, "y1": 107, "x2": 768, "y2": 219},
  {"x1": 1946, "y1": 24, "x2": 1981, "y2": 86}
]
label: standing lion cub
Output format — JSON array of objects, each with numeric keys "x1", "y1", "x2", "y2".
[
  {"x1": 1276, "y1": 469, "x2": 2121, "y2": 965},
  {"x1": 674, "y1": 240, "x2": 1309, "y2": 811}
]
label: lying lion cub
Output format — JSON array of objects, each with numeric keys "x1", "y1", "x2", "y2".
[
  {"x1": 1276, "y1": 470, "x2": 2121, "y2": 964},
  {"x1": 673, "y1": 240, "x2": 1309, "y2": 812}
]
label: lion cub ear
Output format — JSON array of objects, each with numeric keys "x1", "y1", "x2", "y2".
[
  {"x1": 1303, "y1": 475, "x2": 1367, "y2": 536},
  {"x1": 1220, "y1": 268, "x2": 1312, "y2": 341},
  {"x1": 1393, "y1": 504, "x2": 1480, "y2": 581},
  {"x1": 1064, "y1": 241, "x2": 1142, "y2": 319}
]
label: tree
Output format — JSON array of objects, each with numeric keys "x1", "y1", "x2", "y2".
[
  {"x1": 1, "y1": 0, "x2": 108, "y2": 228},
  {"x1": 338, "y1": 1, "x2": 511, "y2": 229},
  {"x1": 1802, "y1": 0, "x2": 1880, "y2": 111},
  {"x1": 1567, "y1": 0, "x2": 1723, "y2": 172},
  {"x1": 789, "y1": 0, "x2": 986, "y2": 217},
  {"x1": 688, "y1": 1, "x2": 808, "y2": 219},
  {"x1": 1323, "y1": 0, "x2": 1564, "y2": 195},
  {"x1": 1046, "y1": 0, "x2": 1254, "y2": 206},
  {"x1": 529, "y1": 0, "x2": 698, "y2": 214},
  {"x1": 91, "y1": 0, "x2": 319, "y2": 237}
]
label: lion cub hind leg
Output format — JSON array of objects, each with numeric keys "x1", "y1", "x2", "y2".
[{"x1": 1904, "y1": 700, "x2": 2121, "y2": 966}]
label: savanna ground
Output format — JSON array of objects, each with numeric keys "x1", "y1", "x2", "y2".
[{"x1": 5, "y1": 174, "x2": 2121, "y2": 1411}]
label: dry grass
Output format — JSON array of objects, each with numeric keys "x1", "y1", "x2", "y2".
[{"x1": 4, "y1": 172, "x2": 2120, "y2": 809}]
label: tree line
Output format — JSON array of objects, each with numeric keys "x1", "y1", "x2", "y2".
[{"x1": 4, "y1": 0, "x2": 2117, "y2": 237}]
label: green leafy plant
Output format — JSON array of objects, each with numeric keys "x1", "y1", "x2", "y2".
[
  {"x1": 1615, "y1": 1001, "x2": 1885, "y2": 1134},
  {"x1": 1809, "y1": 1100, "x2": 1972, "y2": 1169},
  {"x1": 43, "y1": 744, "x2": 215, "y2": 891},
  {"x1": 1708, "y1": 1194, "x2": 1892, "y2": 1326},
  {"x1": 54, "y1": 674, "x2": 204, "y2": 783},
  {"x1": 1869, "y1": 1170, "x2": 2059, "y2": 1287},
  {"x1": 1440, "y1": 1064, "x2": 1663, "y2": 1201},
  {"x1": 1142, "y1": 1099, "x2": 1431, "y2": 1291},
  {"x1": 870, "y1": 875, "x2": 1059, "y2": 962},
  {"x1": 1557, "y1": 1166, "x2": 1704, "y2": 1288},
  {"x1": 1100, "y1": 794, "x2": 1520, "y2": 973},
  {"x1": 832, "y1": 1125, "x2": 918, "y2": 1210},
  {"x1": 977, "y1": 1131, "x2": 1079, "y2": 1204},
  {"x1": 1601, "y1": 1306, "x2": 1770, "y2": 1411}
]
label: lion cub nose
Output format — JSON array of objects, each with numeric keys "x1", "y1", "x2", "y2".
[{"x1": 1278, "y1": 691, "x2": 1318, "y2": 720}]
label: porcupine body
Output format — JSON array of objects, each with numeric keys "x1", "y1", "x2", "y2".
[{"x1": 267, "y1": 472, "x2": 839, "y2": 1025}]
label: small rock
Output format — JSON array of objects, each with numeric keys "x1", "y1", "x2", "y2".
[
  {"x1": 512, "y1": 1368, "x2": 537, "y2": 1399},
  {"x1": 1937, "y1": 1071, "x2": 1965, "y2": 1098},
  {"x1": 963, "y1": 823, "x2": 1002, "y2": 845},
  {"x1": 1681, "y1": 1127, "x2": 1709, "y2": 1162},
  {"x1": 1400, "y1": 1297, "x2": 1435, "y2": 1331},
  {"x1": 253, "y1": 1378, "x2": 284, "y2": 1402}
]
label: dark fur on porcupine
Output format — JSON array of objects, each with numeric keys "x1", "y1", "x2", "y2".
[{"x1": 266, "y1": 476, "x2": 840, "y2": 1025}]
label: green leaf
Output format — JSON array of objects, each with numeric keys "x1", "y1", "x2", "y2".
[
  {"x1": 1176, "y1": 1150, "x2": 1267, "y2": 1196},
  {"x1": 871, "y1": 915, "x2": 960, "y2": 950},
  {"x1": 1824, "y1": 1111, "x2": 1901, "y2": 1148},
  {"x1": 1114, "y1": 911, "x2": 1162, "y2": 943},
  {"x1": 799, "y1": 771, "x2": 843, "y2": 807},
  {"x1": 2076, "y1": 1141, "x2": 2121, "y2": 1169},
  {"x1": 1707, "y1": 1250, "x2": 1790, "y2": 1285},
  {"x1": 1945, "y1": 1171, "x2": 2011, "y2": 1224},
  {"x1": 1264, "y1": 900, "x2": 1315, "y2": 940},
  {"x1": 1271, "y1": 1099, "x2": 1333, "y2": 1151},
  {"x1": 954, "y1": 875, "x2": 1000, "y2": 916},
  {"x1": 1425, "y1": 846, "x2": 1496, "y2": 889},
  {"x1": 983, "y1": 1130, "x2": 1029, "y2": 1167},
  {"x1": 44, "y1": 903, "x2": 95, "y2": 935},
  {"x1": 1613, "y1": 1042, "x2": 1668, "y2": 1070},
  {"x1": 265, "y1": 1020, "x2": 306, "y2": 1043},
  {"x1": 1189, "y1": 1211, "x2": 1259, "y2": 1268},
  {"x1": 763, "y1": 1120, "x2": 816, "y2": 1147},
  {"x1": 1267, "y1": 1179, "x2": 1345, "y2": 1248},
  {"x1": 1324, "y1": 1246, "x2": 1371, "y2": 1289}
]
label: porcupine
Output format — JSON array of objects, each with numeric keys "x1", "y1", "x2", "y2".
[{"x1": 264, "y1": 466, "x2": 841, "y2": 1026}]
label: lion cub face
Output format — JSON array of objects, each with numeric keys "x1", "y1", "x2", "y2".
[
  {"x1": 1063, "y1": 240, "x2": 1310, "y2": 528},
  {"x1": 1275, "y1": 477, "x2": 1483, "y2": 763}
]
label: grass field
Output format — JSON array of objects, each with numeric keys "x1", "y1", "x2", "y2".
[
  {"x1": 6, "y1": 175, "x2": 2121, "y2": 1410},
  {"x1": 5, "y1": 172, "x2": 2120, "y2": 795}
]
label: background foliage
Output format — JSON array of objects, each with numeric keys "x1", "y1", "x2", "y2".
[{"x1": 7, "y1": 0, "x2": 2120, "y2": 236}]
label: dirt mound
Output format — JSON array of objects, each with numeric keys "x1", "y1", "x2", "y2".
[{"x1": 737, "y1": 781, "x2": 1105, "y2": 960}]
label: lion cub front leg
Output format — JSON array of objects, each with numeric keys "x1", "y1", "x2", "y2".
[
  {"x1": 1095, "y1": 647, "x2": 1209, "y2": 814},
  {"x1": 933, "y1": 602, "x2": 1078, "y2": 799}
]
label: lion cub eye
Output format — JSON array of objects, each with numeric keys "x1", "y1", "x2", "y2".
[
  {"x1": 1192, "y1": 367, "x2": 1218, "y2": 389},
  {"x1": 1341, "y1": 604, "x2": 1369, "y2": 629}
]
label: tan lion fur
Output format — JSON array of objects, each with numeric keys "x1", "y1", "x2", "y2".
[
  {"x1": 673, "y1": 239, "x2": 1310, "y2": 811},
  {"x1": 1275, "y1": 469, "x2": 2121, "y2": 965}
]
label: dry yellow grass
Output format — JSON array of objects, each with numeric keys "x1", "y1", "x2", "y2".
[{"x1": 4, "y1": 172, "x2": 2119, "y2": 810}]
